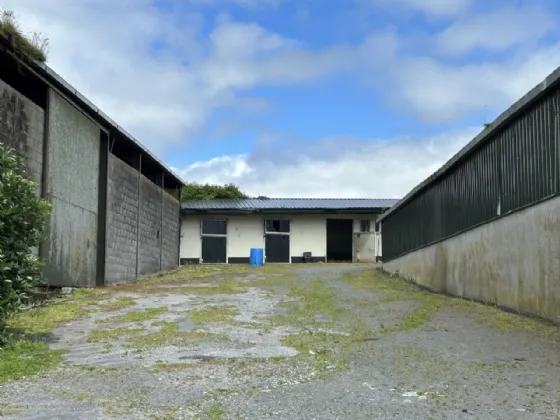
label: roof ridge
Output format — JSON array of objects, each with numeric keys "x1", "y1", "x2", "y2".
[{"x1": 182, "y1": 198, "x2": 399, "y2": 201}]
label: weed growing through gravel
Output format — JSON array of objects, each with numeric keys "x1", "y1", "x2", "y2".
[
  {"x1": 0, "y1": 402, "x2": 25, "y2": 416},
  {"x1": 187, "y1": 306, "x2": 239, "y2": 324},
  {"x1": 0, "y1": 341, "x2": 66, "y2": 383},
  {"x1": 126, "y1": 321, "x2": 229, "y2": 349},
  {"x1": 205, "y1": 402, "x2": 227, "y2": 420},
  {"x1": 252, "y1": 274, "x2": 375, "y2": 377},
  {"x1": 151, "y1": 363, "x2": 195, "y2": 372},
  {"x1": 103, "y1": 306, "x2": 168, "y2": 323},
  {"x1": 97, "y1": 296, "x2": 137, "y2": 312},
  {"x1": 88, "y1": 327, "x2": 145, "y2": 343},
  {"x1": 344, "y1": 269, "x2": 560, "y2": 340},
  {"x1": 8, "y1": 301, "x2": 86, "y2": 336}
]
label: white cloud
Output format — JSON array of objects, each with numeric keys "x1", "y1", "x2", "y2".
[
  {"x1": 3, "y1": 0, "x2": 560, "y2": 199},
  {"x1": 178, "y1": 127, "x2": 480, "y2": 198},
  {"x1": 5, "y1": 0, "x2": 557, "y2": 139},
  {"x1": 386, "y1": 42, "x2": 560, "y2": 122},
  {"x1": 2, "y1": 0, "x2": 352, "y2": 155},
  {"x1": 437, "y1": 5, "x2": 555, "y2": 55},
  {"x1": 189, "y1": 0, "x2": 283, "y2": 8},
  {"x1": 372, "y1": 0, "x2": 472, "y2": 18}
]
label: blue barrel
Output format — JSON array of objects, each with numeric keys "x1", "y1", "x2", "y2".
[{"x1": 250, "y1": 248, "x2": 264, "y2": 266}]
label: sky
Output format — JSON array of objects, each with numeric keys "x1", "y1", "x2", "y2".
[{"x1": 3, "y1": 0, "x2": 560, "y2": 198}]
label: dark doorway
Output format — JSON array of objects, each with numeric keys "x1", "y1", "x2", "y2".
[
  {"x1": 201, "y1": 237, "x2": 227, "y2": 263},
  {"x1": 326, "y1": 219, "x2": 353, "y2": 262},
  {"x1": 201, "y1": 220, "x2": 227, "y2": 263},
  {"x1": 265, "y1": 235, "x2": 290, "y2": 263},
  {"x1": 265, "y1": 219, "x2": 290, "y2": 263}
]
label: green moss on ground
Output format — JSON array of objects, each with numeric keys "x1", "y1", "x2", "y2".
[
  {"x1": 88, "y1": 327, "x2": 144, "y2": 343},
  {"x1": 126, "y1": 321, "x2": 228, "y2": 349},
  {"x1": 8, "y1": 301, "x2": 86, "y2": 336},
  {"x1": 151, "y1": 363, "x2": 195, "y2": 372},
  {"x1": 187, "y1": 306, "x2": 239, "y2": 324},
  {"x1": 0, "y1": 341, "x2": 65, "y2": 383},
  {"x1": 97, "y1": 296, "x2": 137, "y2": 312},
  {"x1": 105, "y1": 306, "x2": 168, "y2": 323}
]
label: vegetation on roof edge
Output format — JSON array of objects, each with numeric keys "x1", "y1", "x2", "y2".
[{"x1": 0, "y1": 9, "x2": 48, "y2": 63}]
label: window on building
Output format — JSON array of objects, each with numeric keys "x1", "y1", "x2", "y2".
[
  {"x1": 265, "y1": 219, "x2": 290, "y2": 234},
  {"x1": 201, "y1": 220, "x2": 227, "y2": 235},
  {"x1": 360, "y1": 219, "x2": 371, "y2": 233}
]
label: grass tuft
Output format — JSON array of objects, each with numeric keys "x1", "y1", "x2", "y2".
[
  {"x1": 0, "y1": 341, "x2": 65, "y2": 383},
  {"x1": 126, "y1": 321, "x2": 228, "y2": 349},
  {"x1": 88, "y1": 327, "x2": 144, "y2": 343},
  {"x1": 0, "y1": 9, "x2": 48, "y2": 62},
  {"x1": 151, "y1": 363, "x2": 194, "y2": 372},
  {"x1": 187, "y1": 306, "x2": 239, "y2": 324},
  {"x1": 7, "y1": 301, "x2": 85, "y2": 336},
  {"x1": 105, "y1": 306, "x2": 168, "y2": 324}
]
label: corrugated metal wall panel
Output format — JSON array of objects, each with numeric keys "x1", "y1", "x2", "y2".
[{"x1": 382, "y1": 85, "x2": 560, "y2": 261}]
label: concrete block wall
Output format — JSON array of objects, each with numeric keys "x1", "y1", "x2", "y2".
[
  {"x1": 105, "y1": 155, "x2": 180, "y2": 283},
  {"x1": 383, "y1": 195, "x2": 560, "y2": 323},
  {"x1": 0, "y1": 76, "x2": 181, "y2": 286},
  {"x1": 0, "y1": 78, "x2": 45, "y2": 194},
  {"x1": 162, "y1": 193, "x2": 180, "y2": 271},
  {"x1": 105, "y1": 155, "x2": 139, "y2": 284},
  {"x1": 138, "y1": 175, "x2": 163, "y2": 276}
]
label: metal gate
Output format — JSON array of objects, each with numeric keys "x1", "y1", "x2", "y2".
[
  {"x1": 264, "y1": 219, "x2": 290, "y2": 263},
  {"x1": 201, "y1": 220, "x2": 227, "y2": 263}
]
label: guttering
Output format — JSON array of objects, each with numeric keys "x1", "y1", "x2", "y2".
[{"x1": 181, "y1": 208, "x2": 391, "y2": 215}]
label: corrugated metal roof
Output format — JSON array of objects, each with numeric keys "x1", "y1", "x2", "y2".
[{"x1": 181, "y1": 198, "x2": 400, "y2": 211}]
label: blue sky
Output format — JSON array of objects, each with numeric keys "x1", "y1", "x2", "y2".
[{"x1": 7, "y1": 0, "x2": 560, "y2": 197}]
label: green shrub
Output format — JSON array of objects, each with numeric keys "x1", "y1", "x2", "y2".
[{"x1": 0, "y1": 143, "x2": 51, "y2": 341}]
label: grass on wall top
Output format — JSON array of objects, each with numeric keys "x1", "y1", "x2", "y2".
[{"x1": 0, "y1": 9, "x2": 48, "y2": 63}]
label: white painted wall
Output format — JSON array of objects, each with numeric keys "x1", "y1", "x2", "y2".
[
  {"x1": 289, "y1": 215, "x2": 327, "y2": 257},
  {"x1": 227, "y1": 215, "x2": 265, "y2": 258},
  {"x1": 180, "y1": 213, "x2": 381, "y2": 262},
  {"x1": 180, "y1": 215, "x2": 202, "y2": 260}
]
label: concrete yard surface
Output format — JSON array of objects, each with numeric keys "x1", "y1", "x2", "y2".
[{"x1": 2, "y1": 264, "x2": 560, "y2": 419}]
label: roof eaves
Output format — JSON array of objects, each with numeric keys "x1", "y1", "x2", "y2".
[
  {"x1": 0, "y1": 35, "x2": 185, "y2": 187},
  {"x1": 378, "y1": 64, "x2": 560, "y2": 223}
]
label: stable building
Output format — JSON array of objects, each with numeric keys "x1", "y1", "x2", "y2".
[
  {"x1": 0, "y1": 33, "x2": 184, "y2": 287},
  {"x1": 180, "y1": 198, "x2": 399, "y2": 264}
]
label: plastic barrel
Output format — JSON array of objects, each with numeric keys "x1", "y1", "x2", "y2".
[{"x1": 250, "y1": 248, "x2": 264, "y2": 266}]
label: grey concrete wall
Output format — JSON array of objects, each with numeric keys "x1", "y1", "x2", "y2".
[
  {"x1": 383, "y1": 195, "x2": 560, "y2": 323},
  {"x1": 162, "y1": 192, "x2": 180, "y2": 271},
  {"x1": 354, "y1": 232, "x2": 378, "y2": 262},
  {"x1": 43, "y1": 89, "x2": 100, "y2": 287},
  {"x1": 138, "y1": 176, "x2": 162, "y2": 276},
  {"x1": 0, "y1": 78, "x2": 44, "y2": 195},
  {"x1": 105, "y1": 155, "x2": 139, "y2": 284}
]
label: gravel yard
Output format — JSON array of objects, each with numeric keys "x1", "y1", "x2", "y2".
[{"x1": 1, "y1": 264, "x2": 560, "y2": 419}]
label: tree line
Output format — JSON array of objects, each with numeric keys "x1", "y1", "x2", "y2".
[{"x1": 181, "y1": 182, "x2": 268, "y2": 200}]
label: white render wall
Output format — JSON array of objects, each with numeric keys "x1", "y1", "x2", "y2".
[{"x1": 180, "y1": 213, "x2": 380, "y2": 262}]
